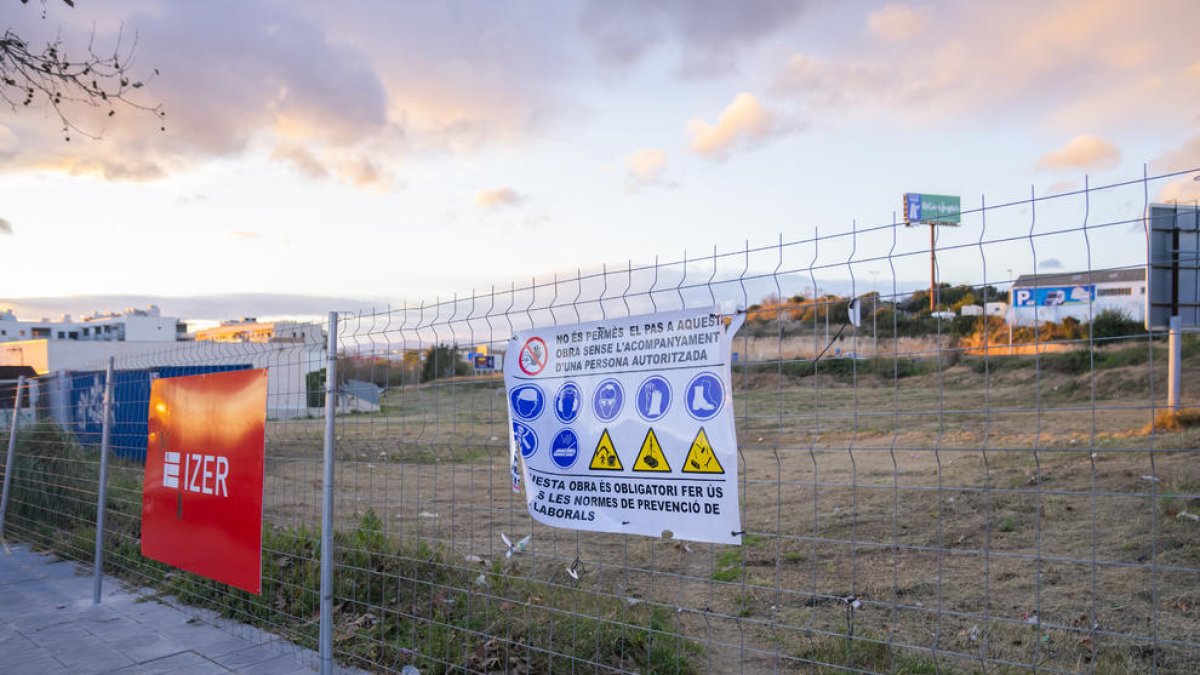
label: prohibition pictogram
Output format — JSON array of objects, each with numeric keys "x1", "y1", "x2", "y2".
[{"x1": 518, "y1": 337, "x2": 548, "y2": 375}]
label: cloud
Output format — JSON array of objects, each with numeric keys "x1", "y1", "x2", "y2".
[
  {"x1": 579, "y1": 0, "x2": 810, "y2": 76},
  {"x1": 1036, "y1": 135, "x2": 1121, "y2": 171},
  {"x1": 1047, "y1": 180, "x2": 1078, "y2": 194},
  {"x1": 1156, "y1": 180, "x2": 1200, "y2": 204},
  {"x1": 337, "y1": 158, "x2": 392, "y2": 189},
  {"x1": 1, "y1": 0, "x2": 389, "y2": 181},
  {"x1": 1153, "y1": 133, "x2": 1200, "y2": 174},
  {"x1": 0, "y1": 293, "x2": 384, "y2": 323},
  {"x1": 626, "y1": 148, "x2": 667, "y2": 184},
  {"x1": 867, "y1": 4, "x2": 928, "y2": 42},
  {"x1": 686, "y1": 93, "x2": 784, "y2": 159},
  {"x1": 474, "y1": 187, "x2": 523, "y2": 209},
  {"x1": 1151, "y1": 134, "x2": 1200, "y2": 203},
  {"x1": 229, "y1": 230, "x2": 261, "y2": 240},
  {"x1": 271, "y1": 145, "x2": 329, "y2": 180},
  {"x1": 1039, "y1": 258, "x2": 1064, "y2": 270},
  {"x1": 775, "y1": 55, "x2": 890, "y2": 111},
  {"x1": 774, "y1": 0, "x2": 1200, "y2": 131},
  {"x1": 302, "y1": 1, "x2": 585, "y2": 152},
  {"x1": 270, "y1": 146, "x2": 397, "y2": 189},
  {"x1": 0, "y1": 0, "x2": 585, "y2": 183},
  {"x1": 0, "y1": 217, "x2": 11, "y2": 235}
]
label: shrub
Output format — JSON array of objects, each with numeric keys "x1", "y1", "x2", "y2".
[
  {"x1": 421, "y1": 343, "x2": 473, "y2": 382},
  {"x1": 1092, "y1": 309, "x2": 1144, "y2": 340}
]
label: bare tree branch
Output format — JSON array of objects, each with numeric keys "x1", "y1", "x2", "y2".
[{"x1": 2, "y1": 0, "x2": 164, "y2": 140}]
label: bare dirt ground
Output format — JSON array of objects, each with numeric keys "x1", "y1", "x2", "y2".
[{"x1": 260, "y1": 349, "x2": 1200, "y2": 673}]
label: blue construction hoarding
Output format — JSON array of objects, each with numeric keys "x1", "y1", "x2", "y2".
[{"x1": 69, "y1": 365, "x2": 251, "y2": 461}]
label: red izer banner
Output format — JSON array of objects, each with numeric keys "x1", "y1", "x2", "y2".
[{"x1": 142, "y1": 368, "x2": 268, "y2": 594}]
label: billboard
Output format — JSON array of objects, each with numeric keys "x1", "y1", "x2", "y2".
[
  {"x1": 1012, "y1": 285, "x2": 1095, "y2": 307},
  {"x1": 142, "y1": 368, "x2": 268, "y2": 594},
  {"x1": 904, "y1": 193, "x2": 961, "y2": 225},
  {"x1": 69, "y1": 365, "x2": 251, "y2": 461},
  {"x1": 1146, "y1": 204, "x2": 1200, "y2": 330}
]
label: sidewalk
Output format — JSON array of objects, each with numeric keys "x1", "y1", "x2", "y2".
[{"x1": 0, "y1": 543, "x2": 326, "y2": 674}]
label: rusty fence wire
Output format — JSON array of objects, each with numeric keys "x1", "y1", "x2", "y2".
[{"x1": 2, "y1": 166, "x2": 1200, "y2": 674}]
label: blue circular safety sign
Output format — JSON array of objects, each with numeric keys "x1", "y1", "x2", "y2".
[
  {"x1": 554, "y1": 382, "x2": 582, "y2": 424},
  {"x1": 684, "y1": 371, "x2": 724, "y2": 421},
  {"x1": 591, "y1": 378, "x2": 624, "y2": 422},
  {"x1": 550, "y1": 429, "x2": 580, "y2": 469},
  {"x1": 509, "y1": 384, "x2": 545, "y2": 421},
  {"x1": 636, "y1": 375, "x2": 672, "y2": 422},
  {"x1": 512, "y1": 421, "x2": 538, "y2": 458}
]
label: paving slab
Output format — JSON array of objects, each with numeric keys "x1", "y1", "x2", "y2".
[{"x1": 0, "y1": 544, "x2": 362, "y2": 673}]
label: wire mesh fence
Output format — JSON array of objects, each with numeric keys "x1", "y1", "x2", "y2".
[{"x1": 1, "y1": 167, "x2": 1199, "y2": 673}]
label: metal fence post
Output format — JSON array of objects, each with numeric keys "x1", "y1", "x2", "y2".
[
  {"x1": 320, "y1": 312, "x2": 338, "y2": 675},
  {"x1": 0, "y1": 375, "x2": 26, "y2": 539},
  {"x1": 1168, "y1": 315, "x2": 1182, "y2": 412},
  {"x1": 92, "y1": 357, "x2": 116, "y2": 604}
]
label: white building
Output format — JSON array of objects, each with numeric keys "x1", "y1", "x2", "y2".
[
  {"x1": 0, "y1": 338, "x2": 324, "y2": 420},
  {"x1": 0, "y1": 306, "x2": 186, "y2": 343},
  {"x1": 1010, "y1": 267, "x2": 1146, "y2": 326}
]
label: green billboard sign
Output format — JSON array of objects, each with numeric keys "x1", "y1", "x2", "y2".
[{"x1": 904, "y1": 193, "x2": 961, "y2": 226}]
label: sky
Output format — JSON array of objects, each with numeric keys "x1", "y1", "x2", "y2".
[{"x1": 2, "y1": 0, "x2": 1199, "y2": 323}]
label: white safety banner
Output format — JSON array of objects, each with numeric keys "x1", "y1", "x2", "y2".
[{"x1": 504, "y1": 307, "x2": 745, "y2": 545}]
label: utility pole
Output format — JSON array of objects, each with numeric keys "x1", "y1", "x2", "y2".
[
  {"x1": 824, "y1": 291, "x2": 830, "y2": 344},
  {"x1": 930, "y1": 222, "x2": 937, "y2": 313},
  {"x1": 1007, "y1": 267, "x2": 1014, "y2": 348},
  {"x1": 869, "y1": 270, "x2": 879, "y2": 356}
]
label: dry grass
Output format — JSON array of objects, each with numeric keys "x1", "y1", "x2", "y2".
[
  {"x1": 252, "y1": 346, "x2": 1200, "y2": 673},
  {"x1": 1145, "y1": 408, "x2": 1200, "y2": 434}
]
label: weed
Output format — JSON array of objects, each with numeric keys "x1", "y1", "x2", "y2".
[
  {"x1": 735, "y1": 592, "x2": 754, "y2": 618},
  {"x1": 791, "y1": 632, "x2": 938, "y2": 673},
  {"x1": 4, "y1": 434, "x2": 701, "y2": 674},
  {"x1": 778, "y1": 357, "x2": 933, "y2": 381},
  {"x1": 712, "y1": 547, "x2": 743, "y2": 582}
]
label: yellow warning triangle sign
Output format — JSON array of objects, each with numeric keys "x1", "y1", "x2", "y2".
[
  {"x1": 682, "y1": 427, "x2": 724, "y2": 474},
  {"x1": 589, "y1": 429, "x2": 623, "y2": 471},
  {"x1": 633, "y1": 428, "x2": 671, "y2": 472}
]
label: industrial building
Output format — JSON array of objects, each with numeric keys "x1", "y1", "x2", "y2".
[{"x1": 1009, "y1": 267, "x2": 1146, "y2": 326}]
